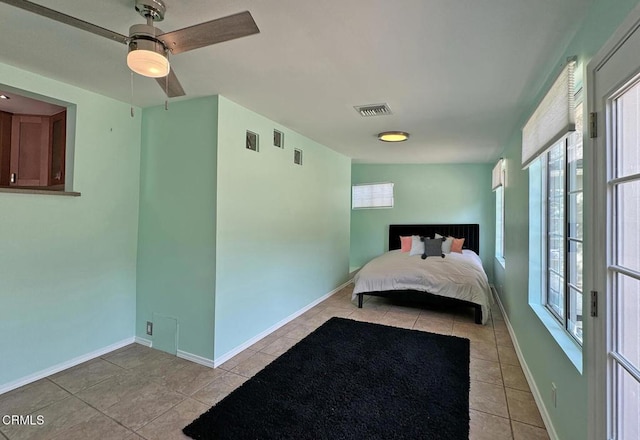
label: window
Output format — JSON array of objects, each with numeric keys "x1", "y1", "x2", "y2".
[
  {"x1": 0, "y1": 87, "x2": 71, "y2": 192},
  {"x1": 541, "y1": 100, "x2": 583, "y2": 343},
  {"x1": 493, "y1": 159, "x2": 505, "y2": 264},
  {"x1": 352, "y1": 183, "x2": 394, "y2": 209},
  {"x1": 496, "y1": 186, "x2": 504, "y2": 260},
  {"x1": 524, "y1": 58, "x2": 583, "y2": 354}
]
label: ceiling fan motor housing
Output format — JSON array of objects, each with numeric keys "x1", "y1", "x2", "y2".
[
  {"x1": 128, "y1": 36, "x2": 168, "y2": 57},
  {"x1": 128, "y1": 23, "x2": 168, "y2": 56}
]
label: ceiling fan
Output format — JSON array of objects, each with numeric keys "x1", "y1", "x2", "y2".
[{"x1": 0, "y1": 0, "x2": 260, "y2": 97}]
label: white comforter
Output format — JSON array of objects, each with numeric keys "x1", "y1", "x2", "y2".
[{"x1": 352, "y1": 250, "x2": 492, "y2": 324}]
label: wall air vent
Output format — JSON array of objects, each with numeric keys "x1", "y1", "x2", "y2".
[{"x1": 354, "y1": 103, "x2": 392, "y2": 117}]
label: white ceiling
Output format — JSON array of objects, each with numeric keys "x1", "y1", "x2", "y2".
[{"x1": 0, "y1": 0, "x2": 591, "y2": 163}]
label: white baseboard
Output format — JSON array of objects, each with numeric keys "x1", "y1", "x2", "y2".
[
  {"x1": 1, "y1": 281, "x2": 353, "y2": 393},
  {"x1": 135, "y1": 336, "x2": 152, "y2": 347},
  {"x1": 213, "y1": 279, "x2": 352, "y2": 367},
  {"x1": 177, "y1": 350, "x2": 215, "y2": 368},
  {"x1": 492, "y1": 289, "x2": 559, "y2": 440},
  {"x1": 137, "y1": 335, "x2": 214, "y2": 368},
  {"x1": 137, "y1": 334, "x2": 214, "y2": 367},
  {"x1": 0, "y1": 337, "x2": 135, "y2": 395}
]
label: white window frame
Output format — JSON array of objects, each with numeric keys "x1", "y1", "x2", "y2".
[
  {"x1": 496, "y1": 186, "x2": 505, "y2": 264},
  {"x1": 529, "y1": 149, "x2": 583, "y2": 371},
  {"x1": 493, "y1": 159, "x2": 506, "y2": 266},
  {"x1": 540, "y1": 129, "x2": 583, "y2": 345},
  {"x1": 525, "y1": 62, "x2": 583, "y2": 370},
  {"x1": 351, "y1": 182, "x2": 394, "y2": 209}
]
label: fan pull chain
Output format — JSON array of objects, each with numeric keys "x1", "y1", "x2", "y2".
[
  {"x1": 164, "y1": 55, "x2": 169, "y2": 111},
  {"x1": 130, "y1": 72, "x2": 135, "y2": 118},
  {"x1": 165, "y1": 71, "x2": 168, "y2": 110}
]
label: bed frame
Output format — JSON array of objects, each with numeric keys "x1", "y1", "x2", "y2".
[{"x1": 356, "y1": 224, "x2": 484, "y2": 324}]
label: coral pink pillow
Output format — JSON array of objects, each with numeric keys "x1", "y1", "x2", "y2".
[
  {"x1": 450, "y1": 237, "x2": 465, "y2": 253},
  {"x1": 400, "y1": 236, "x2": 412, "y2": 252}
]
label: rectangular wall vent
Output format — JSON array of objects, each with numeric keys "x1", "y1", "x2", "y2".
[{"x1": 354, "y1": 103, "x2": 392, "y2": 117}]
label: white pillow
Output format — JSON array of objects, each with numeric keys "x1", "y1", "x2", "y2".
[
  {"x1": 435, "y1": 233, "x2": 454, "y2": 254},
  {"x1": 409, "y1": 235, "x2": 424, "y2": 256}
]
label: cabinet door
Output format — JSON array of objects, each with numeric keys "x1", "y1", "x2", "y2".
[
  {"x1": 10, "y1": 115, "x2": 50, "y2": 187},
  {"x1": 0, "y1": 111, "x2": 11, "y2": 186},
  {"x1": 48, "y1": 111, "x2": 66, "y2": 187}
]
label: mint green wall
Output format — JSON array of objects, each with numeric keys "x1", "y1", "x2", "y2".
[
  {"x1": 214, "y1": 96, "x2": 351, "y2": 360},
  {"x1": 493, "y1": 1, "x2": 640, "y2": 439},
  {"x1": 137, "y1": 96, "x2": 218, "y2": 360},
  {"x1": 0, "y1": 62, "x2": 141, "y2": 387},
  {"x1": 350, "y1": 164, "x2": 495, "y2": 280}
]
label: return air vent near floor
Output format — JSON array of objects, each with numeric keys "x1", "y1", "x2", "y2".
[{"x1": 354, "y1": 103, "x2": 392, "y2": 117}]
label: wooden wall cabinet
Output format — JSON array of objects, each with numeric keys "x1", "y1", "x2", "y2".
[{"x1": 0, "y1": 110, "x2": 66, "y2": 189}]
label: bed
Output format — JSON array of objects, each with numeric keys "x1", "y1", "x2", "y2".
[{"x1": 352, "y1": 224, "x2": 492, "y2": 324}]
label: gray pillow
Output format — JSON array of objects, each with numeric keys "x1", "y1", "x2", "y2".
[{"x1": 421, "y1": 237, "x2": 445, "y2": 259}]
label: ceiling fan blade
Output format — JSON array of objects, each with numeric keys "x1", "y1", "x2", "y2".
[
  {"x1": 158, "y1": 10, "x2": 259, "y2": 55},
  {"x1": 0, "y1": 0, "x2": 128, "y2": 44},
  {"x1": 155, "y1": 67, "x2": 185, "y2": 98}
]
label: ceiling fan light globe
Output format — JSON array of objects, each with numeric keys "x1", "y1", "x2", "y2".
[{"x1": 127, "y1": 49, "x2": 170, "y2": 78}]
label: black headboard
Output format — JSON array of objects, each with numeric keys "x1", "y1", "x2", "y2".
[{"x1": 388, "y1": 224, "x2": 480, "y2": 254}]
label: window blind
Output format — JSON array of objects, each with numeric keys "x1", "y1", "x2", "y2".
[
  {"x1": 352, "y1": 183, "x2": 394, "y2": 209},
  {"x1": 522, "y1": 58, "x2": 576, "y2": 168},
  {"x1": 492, "y1": 159, "x2": 504, "y2": 190}
]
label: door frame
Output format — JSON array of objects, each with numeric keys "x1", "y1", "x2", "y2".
[{"x1": 587, "y1": 4, "x2": 640, "y2": 439}]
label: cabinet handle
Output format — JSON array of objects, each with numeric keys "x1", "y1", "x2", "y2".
[{"x1": 10, "y1": 173, "x2": 16, "y2": 183}]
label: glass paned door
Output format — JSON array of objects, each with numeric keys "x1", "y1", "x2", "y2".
[
  {"x1": 589, "y1": 12, "x2": 640, "y2": 440},
  {"x1": 609, "y1": 79, "x2": 640, "y2": 440}
]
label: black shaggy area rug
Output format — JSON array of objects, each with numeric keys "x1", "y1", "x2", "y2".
[{"x1": 183, "y1": 317, "x2": 470, "y2": 440}]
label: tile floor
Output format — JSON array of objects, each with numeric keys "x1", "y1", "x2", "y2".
[{"x1": 0, "y1": 285, "x2": 550, "y2": 440}]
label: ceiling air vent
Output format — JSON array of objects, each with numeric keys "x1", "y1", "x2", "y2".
[{"x1": 354, "y1": 103, "x2": 392, "y2": 117}]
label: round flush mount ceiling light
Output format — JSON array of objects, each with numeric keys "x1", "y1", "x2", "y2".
[{"x1": 378, "y1": 131, "x2": 409, "y2": 142}]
